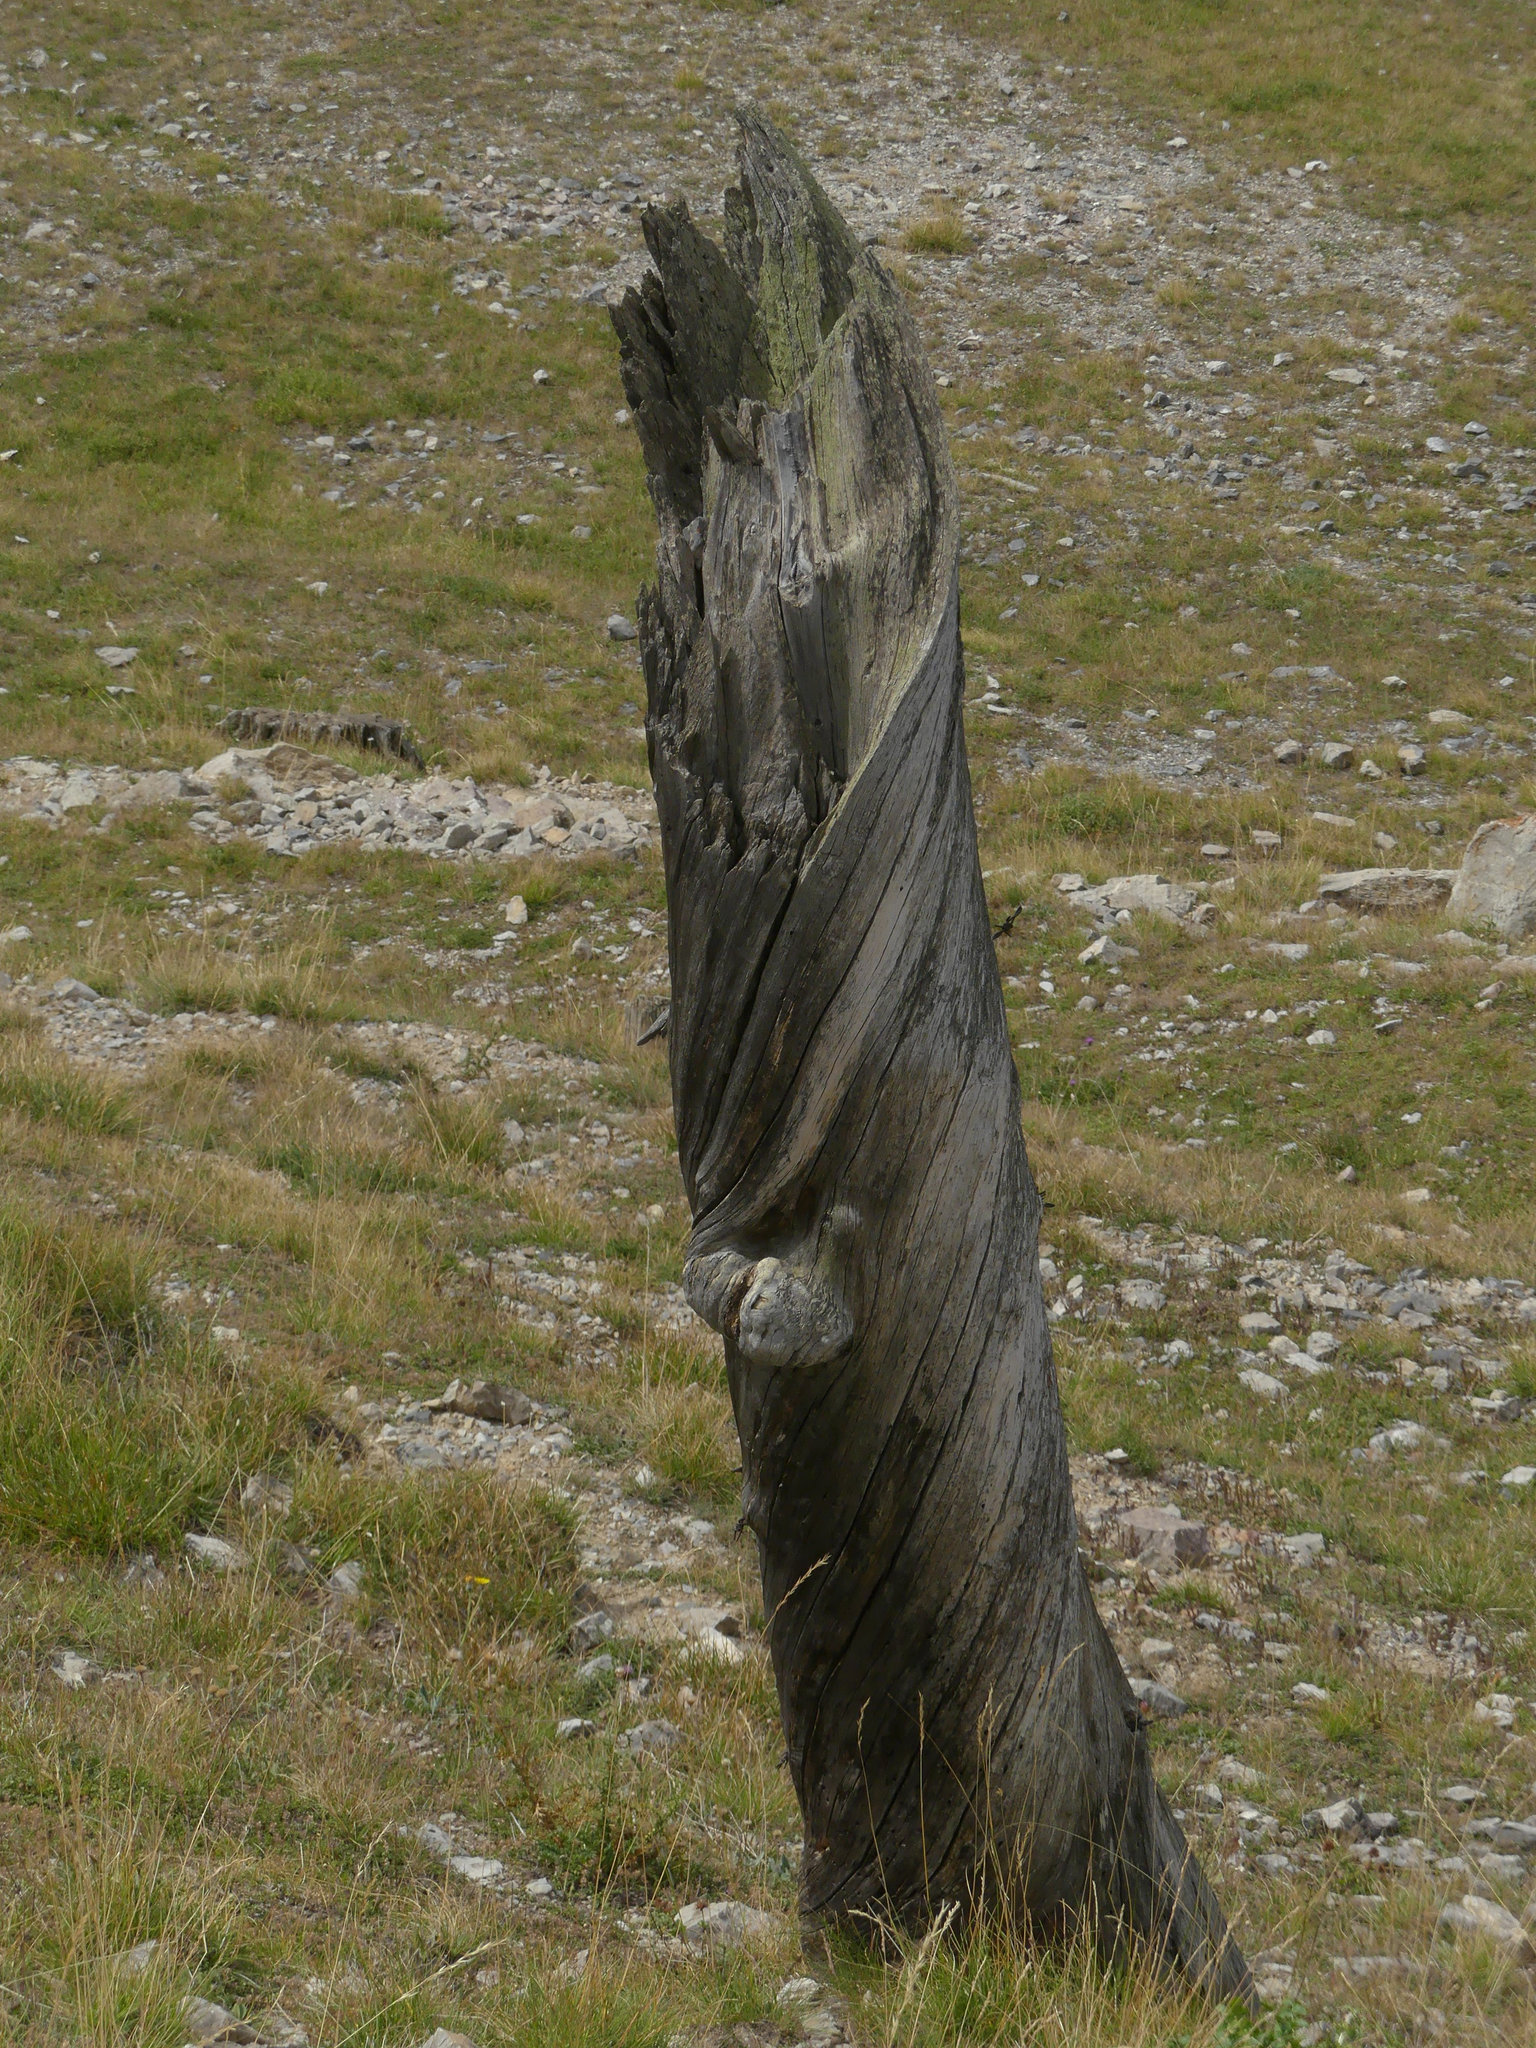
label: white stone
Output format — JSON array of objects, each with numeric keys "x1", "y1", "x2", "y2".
[
  {"x1": 1240, "y1": 1369, "x2": 1288, "y2": 1401},
  {"x1": 675, "y1": 1900, "x2": 778, "y2": 1949},
  {"x1": 50, "y1": 1650, "x2": 102, "y2": 1688}
]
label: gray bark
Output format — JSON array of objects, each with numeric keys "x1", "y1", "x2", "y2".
[{"x1": 612, "y1": 111, "x2": 1251, "y2": 2004}]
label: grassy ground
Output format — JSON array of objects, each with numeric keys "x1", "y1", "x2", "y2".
[{"x1": 2, "y1": 3, "x2": 1536, "y2": 2045}]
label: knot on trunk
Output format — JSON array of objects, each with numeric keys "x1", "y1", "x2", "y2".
[{"x1": 684, "y1": 1246, "x2": 854, "y2": 1371}]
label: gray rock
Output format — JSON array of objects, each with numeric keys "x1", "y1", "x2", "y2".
[
  {"x1": 1448, "y1": 814, "x2": 1536, "y2": 938},
  {"x1": 50, "y1": 1650, "x2": 102, "y2": 1688},
  {"x1": 1078, "y1": 934, "x2": 1139, "y2": 966},
  {"x1": 1116, "y1": 1507, "x2": 1209, "y2": 1571},
  {"x1": 1217, "y1": 1758, "x2": 1263, "y2": 1790},
  {"x1": 556, "y1": 1716, "x2": 595, "y2": 1739},
  {"x1": 1440, "y1": 1783, "x2": 1483, "y2": 1808},
  {"x1": 1273, "y1": 739, "x2": 1305, "y2": 765},
  {"x1": 1369, "y1": 1419, "x2": 1431, "y2": 1454},
  {"x1": 606, "y1": 613, "x2": 638, "y2": 641},
  {"x1": 1306, "y1": 1797, "x2": 1366, "y2": 1842},
  {"x1": 675, "y1": 1899, "x2": 778, "y2": 1948},
  {"x1": 220, "y1": 705, "x2": 423, "y2": 766},
  {"x1": 1316, "y1": 867, "x2": 1456, "y2": 912},
  {"x1": 1316, "y1": 741, "x2": 1355, "y2": 770},
  {"x1": 417, "y1": 2031, "x2": 480, "y2": 2048},
  {"x1": 619, "y1": 1717, "x2": 683, "y2": 1757},
  {"x1": 415, "y1": 1821, "x2": 456, "y2": 1860},
  {"x1": 426, "y1": 1377, "x2": 535, "y2": 1426},
  {"x1": 1128, "y1": 1676, "x2": 1188, "y2": 1718},
  {"x1": 184, "y1": 1533, "x2": 248, "y2": 1572},
  {"x1": 325, "y1": 1560, "x2": 365, "y2": 1603},
  {"x1": 1117, "y1": 1278, "x2": 1165, "y2": 1312},
  {"x1": 1239, "y1": 1368, "x2": 1288, "y2": 1401},
  {"x1": 240, "y1": 1472, "x2": 293, "y2": 1513},
  {"x1": 1397, "y1": 743, "x2": 1427, "y2": 776},
  {"x1": 182, "y1": 1994, "x2": 257, "y2": 2044},
  {"x1": 570, "y1": 1610, "x2": 614, "y2": 1652},
  {"x1": 1075, "y1": 873, "x2": 1202, "y2": 922},
  {"x1": 1438, "y1": 1894, "x2": 1533, "y2": 1958},
  {"x1": 95, "y1": 644, "x2": 138, "y2": 667}
]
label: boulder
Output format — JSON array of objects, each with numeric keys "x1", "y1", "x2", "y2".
[
  {"x1": 1447, "y1": 814, "x2": 1536, "y2": 938},
  {"x1": 425, "y1": 1377, "x2": 535, "y2": 1426},
  {"x1": 1116, "y1": 1506, "x2": 1208, "y2": 1571},
  {"x1": 1128, "y1": 1676, "x2": 1188, "y2": 1718},
  {"x1": 1438, "y1": 1893, "x2": 1534, "y2": 1960},
  {"x1": 1315, "y1": 867, "x2": 1455, "y2": 913},
  {"x1": 219, "y1": 706, "x2": 424, "y2": 765},
  {"x1": 1073, "y1": 873, "x2": 1203, "y2": 922}
]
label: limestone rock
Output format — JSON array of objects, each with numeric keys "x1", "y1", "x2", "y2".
[
  {"x1": 1438, "y1": 1893, "x2": 1534, "y2": 1960},
  {"x1": 1074, "y1": 873, "x2": 1203, "y2": 922},
  {"x1": 425, "y1": 1377, "x2": 535, "y2": 1426},
  {"x1": 675, "y1": 1899, "x2": 779, "y2": 1949},
  {"x1": 1315, "y1": 867, "x2": 1455, "y2": 913},
  {"x1": 219, "y1": 706, "x2": 424, "y2": 765},
  {"x1": 1116, "y1": 1506, "x2": 1209, "y2": 1571},
  {"x1": 1448, "y1": 815, "x2": 1536, "y2": 939}
]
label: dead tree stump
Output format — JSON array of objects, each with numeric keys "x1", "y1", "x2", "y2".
[{"x1": 612, "y1": 111, "x2": 1252, "y2": 2004}]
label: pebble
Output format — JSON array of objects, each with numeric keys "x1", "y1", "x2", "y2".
[{"x1": 184, "y1": 1533, "x2": 247, "y2": 1572}]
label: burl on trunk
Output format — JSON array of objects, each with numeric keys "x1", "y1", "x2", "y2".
[{"x1": 611, "y1": 111, "x2": 1251, "y2": 2004}]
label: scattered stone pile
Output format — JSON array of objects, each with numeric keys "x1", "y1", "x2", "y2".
[{"x1": 0, "y1": 747, "x2": 658, "y2": 863}]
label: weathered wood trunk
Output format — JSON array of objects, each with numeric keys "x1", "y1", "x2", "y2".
[{"x1": 612, "y1": 112, "x2": 1251, "y2": 2003}]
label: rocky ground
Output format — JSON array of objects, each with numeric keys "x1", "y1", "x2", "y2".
[{"x1": 2, "y1": 5, "x2": 1536, "y2": 2048}]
